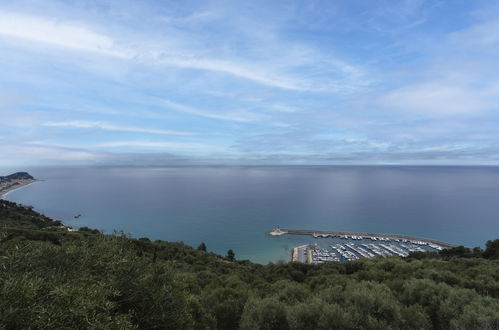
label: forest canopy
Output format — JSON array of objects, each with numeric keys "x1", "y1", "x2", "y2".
[{"x1": 1, "y1": 199, "x2": 499, "y2": 329}]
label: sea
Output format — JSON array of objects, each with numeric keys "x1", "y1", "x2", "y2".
[{"x1": 3, "y1": 165, "x2": 499, "y2": 264}]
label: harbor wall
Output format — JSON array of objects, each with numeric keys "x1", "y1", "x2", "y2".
[{"x1": 269, "y1": 228, "x2": 458, "y2": 248}]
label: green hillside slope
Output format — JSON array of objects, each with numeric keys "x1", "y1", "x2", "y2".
[{"x1": 1, "y1": 200, "x2": 498, "y2": 329}]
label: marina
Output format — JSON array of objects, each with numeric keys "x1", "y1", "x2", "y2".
[
  {"x1": 269, "y1": 227, "x2": 458, "y2": 264},
  {"x1": 295, "y1": 240, "x2": 446, "y2": 264}
]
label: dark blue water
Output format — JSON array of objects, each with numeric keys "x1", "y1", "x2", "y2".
[{"x1": 4, "y1": 166, "x2": 499, "y2": 263}]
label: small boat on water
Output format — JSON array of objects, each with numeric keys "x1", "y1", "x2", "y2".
[{"x1": 74, "y1": 214, "x2": 82, "y2": 219}]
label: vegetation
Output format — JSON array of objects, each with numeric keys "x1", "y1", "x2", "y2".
[
  {"x1": 0, "y1": 199, "x2": 62, "y2": 229},
  {"x1": 0, "y1": 172, "x2": 34, "y2": 183},
  {"x1": 227, "y1": 249, "x2": 236, "y2": 262},
  {"x1": 198, "y1": 242, "x2": 207, "y2": 252},
  {"x1": 1, "y1": 200, "x2": 499, "y2": 329}
]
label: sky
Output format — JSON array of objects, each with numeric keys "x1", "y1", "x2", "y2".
[{"x1": 1, "y1": 0, "x2": 499, "y2": 166}]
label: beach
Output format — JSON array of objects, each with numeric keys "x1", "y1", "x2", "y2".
[{"x1": 0, "y1": 179, "x2": 36, "y2": 199}]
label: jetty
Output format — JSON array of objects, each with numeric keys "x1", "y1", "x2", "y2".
[
  {"x1": 268, "y1": 228, "x2": 458, "y2": 249},
  {"x1": 268, "y1": 227, "x2": 287, "y2": 236}
]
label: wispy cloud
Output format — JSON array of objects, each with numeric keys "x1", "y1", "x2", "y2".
[
  {"x1": 3, "y1": 1, "x2": 499, "y2": 165},
  {"x1": 378, "y1": 14, "x2": 499, "y2": 117},
  {"x1": 449, "y1": 18, "x2": 499, "y2": 48},
  {"x1": 0, "y1": 10, "x2": 366, "y2": 92},
  {"x1": 43, "y1": 121, "x2": 196, "y2": 136},
  {"x1": 380, "y1": 82, "x2": 498, "y2": 116},
  {"x1": 160, "y1": 11, "x2": 217, "y2": 25},
  {"x1": 365, "y1": 0, "x2": 430, "y2": 33},
  {"x1": 0, "y1": 11, "x2": 130, "y2": 58},
  {"x1": 269, "y1": 104, "x2": 300, "y2": 113},
  {"x1": 97, "y1": 140, "x2": 230, "y2": 153},
  {"x1": 0, "y1": 143, "x2": 105, "y2": 164},
  {"x1": 160, "y1": 99, "x2": 266, "y2": 122}
]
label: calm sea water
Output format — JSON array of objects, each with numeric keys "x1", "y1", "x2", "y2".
[{"x1": 4, "y1": 166, "x2": 499, "y2": 263}]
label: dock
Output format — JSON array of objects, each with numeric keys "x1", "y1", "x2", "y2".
[
  {"x1": 291, "y1": 245, "x2": 309, "y2": 263},
  {"x1": 268, "y1": 228, "x2": 458, "y2": 249}
]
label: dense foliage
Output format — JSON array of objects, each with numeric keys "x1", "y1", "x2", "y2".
[
  {"x1": 1, "y1": 200, "x2": 499, "y2": 329},
  {"x1": 0, "y1": 199, "x2": 62, "y2": 229}
]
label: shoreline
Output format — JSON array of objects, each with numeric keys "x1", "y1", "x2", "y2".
[{"x1": 0, "y1": 179, "x2": 37, "y2": 199}]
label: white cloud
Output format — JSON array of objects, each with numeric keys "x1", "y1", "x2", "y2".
[
  {"x1": 160, "y1": 11, "x2": 216, "y2": 25},
  {"x1": 97, "y1": 140, "x2": 230, "y2": 153},
  {"x1": 0, "y1": 11, "x2": 365, "y2": 92},
  {"x1": 157, "y1": 57, "x2": 319, "y2": 91},
  {"x1": 381, "y1": 82, "x2": 497, "y2": 116},
  {"x1": 43, "y1": 121, "x2": 196, "y2": 136},
  {"x1": 0, "y1": 11, "x2": 131, "y2": 58},
  {"x1": 270, "y1": 104, "x2": 300, "y2": 113},
  {"x1": 377, "y1": 14, "x2": 499, "y2": 118},
  {"x1": 160, "y1": 99, "x2": 266, "y2": 122},
  {"x1": 0, "y1": 143, "x2": 104, "y2": 163},
  {"x1": 449, "y1": 19, "x2": 499, "y2": 48}
]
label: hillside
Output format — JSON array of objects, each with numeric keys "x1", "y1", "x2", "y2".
[
  {"x1": 0, "y1": 172, "x2": 34, "y2": 182},
  {"x1": 0, "y1": 199, "x2": 62, "y2": 229},
  {"x1": 1, "y1": 201, "x2": 498, "y2": 329}
]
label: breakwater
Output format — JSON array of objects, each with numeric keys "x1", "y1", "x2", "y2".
[{"x1": 268, "y1": 228, "x2": 458, "y2": 249}]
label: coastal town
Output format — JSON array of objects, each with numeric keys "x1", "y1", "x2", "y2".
[
  {"x1": 269, "y1": 228, "x2": 455, "y2": 264},
  {"x1": 0, "y1": 172, "x2": 36, "y2": 198}
]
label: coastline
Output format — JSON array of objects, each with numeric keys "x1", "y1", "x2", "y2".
[{"x1": 0, "y1": 179, "x2": 37, "y2": 200}]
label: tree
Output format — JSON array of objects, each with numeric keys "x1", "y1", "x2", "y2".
[
  {"x1": 239, "y1": 297, "x2": 289, "y2": 330},
  {"x1": 2, "y1": 200, "x2": 499, "y2": 330},
  {"x1": 197, "y1": 242, "x2": 207, "y2": 252},
  {"x1": 483, "y1": 239, "x2": 499, "y2": 259}
]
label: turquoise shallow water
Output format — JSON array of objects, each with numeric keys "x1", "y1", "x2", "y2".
[{"x1": 4, "y1": 165, "x2": 499, "y2": 263}]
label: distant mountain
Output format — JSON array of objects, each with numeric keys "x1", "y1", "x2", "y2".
[{"x1": 0, "y1": 172, "x2": 34, "y2": 183}]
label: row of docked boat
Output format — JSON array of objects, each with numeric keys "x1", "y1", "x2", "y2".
[
  {"x1": 328, "y1": 242, "x2": 433, "y2": 262},
  {"x1": 310, "y1": 246, "x2": 339, "y2": 264},
  {"x1": 310, "y1": 232, "x2": 445, "y2": 251},
  {"x1": 400, "y1": 243, "x2": 425, "y2": 253},
  {"x1": 345, "y1": 242, "x2": 375, "y2": 258},
  {"x1": 379, "y1": 243, "x2": 409, "y2": 257},
  {"x1": 295, "y1": 239, "x2": 446, "y2": 264},
  {"x1": 331, "y1": 244, "x2": 360, "y2": 261}
]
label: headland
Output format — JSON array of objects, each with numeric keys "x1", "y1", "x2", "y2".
[{"x1": 0, "y1": 172, "x2": 36, "y2": 199}]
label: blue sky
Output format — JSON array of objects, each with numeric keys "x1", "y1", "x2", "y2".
[{"x1": 1, "y1": 0, "x2": 499, "y2": 165}]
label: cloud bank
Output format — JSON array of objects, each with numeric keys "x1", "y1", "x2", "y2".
[{"x1": 1, "y1": 1, "x2": 499, "y2": 166}]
